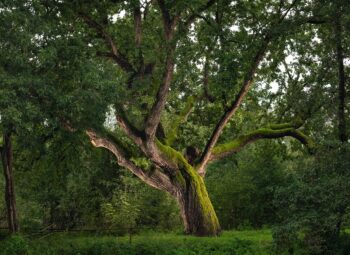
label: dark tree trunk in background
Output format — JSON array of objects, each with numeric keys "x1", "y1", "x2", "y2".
[
  {"x1": 1, "y1": 132, "x2": 19, "y2": 233},
  {"x1": 335, "y1": 9, "x2": 347, "y2": 143}
]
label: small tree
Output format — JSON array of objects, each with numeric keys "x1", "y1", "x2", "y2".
[{"x1": 102, "y1": 175, "x2": 141, "y2": 234}]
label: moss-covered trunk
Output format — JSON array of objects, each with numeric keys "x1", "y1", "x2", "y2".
[
  {"x1": 175, "y1": 172, "x2": 221, "y2": 236},
  {"x1": 155, "y1": 140, "x2": 221, "y2": 236}
]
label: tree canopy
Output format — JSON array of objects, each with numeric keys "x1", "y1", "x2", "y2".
[{"x1": 0, "y1": 0, "x2": 349, "y2": 243}]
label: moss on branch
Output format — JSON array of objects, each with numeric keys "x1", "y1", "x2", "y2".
[{"x1": 211, "y1": 123, "x2": 314, "y2": 160}]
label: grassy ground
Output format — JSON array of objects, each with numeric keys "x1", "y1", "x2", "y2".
[
  {"x1": 0, "y1": 229, "x2": 275, "y2": 255},
  {"x1": 3, "y1": 228, "x2": 350, "y2": 254}
]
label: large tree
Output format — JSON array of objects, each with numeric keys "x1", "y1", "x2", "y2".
[
  {"x1": 55, "y1": 0, "x2": 320, "y2": 236},
  {"x1": 10, "y1": 0, "x2": 325, "y2": 236}
]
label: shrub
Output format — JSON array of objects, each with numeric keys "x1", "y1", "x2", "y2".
[{"x1": 0, "y1": 235, "x2": 29, "y2": 255}]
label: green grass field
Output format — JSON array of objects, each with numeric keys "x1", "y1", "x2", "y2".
[
  {"x1": 6, "y1": 228, "x2": 350, "y2": 254},
  {"x1": 0, "y1": 229, "x2": 275, "y2": 255}
]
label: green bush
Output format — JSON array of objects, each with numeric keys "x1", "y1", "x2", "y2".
[
  {"x1": 207, "y1": 141, "x2": 287, "y2": 230},
  {"x1": 272, "y1": 224, "x2": 299, "y2": 254},
  {"x1": 273, "y1": 143, "x2": 350, "y2": 254},
  {"x1": 0, "y1": 235, "x2": 29, "y2": 255}
]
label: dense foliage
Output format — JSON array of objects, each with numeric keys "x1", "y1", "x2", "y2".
[
  {"x1": 273, "y1": 143, "x2": 350, "y2": 254},
  {"x1": 0, "y1": 0, "x2": 349, "y2": 253}
]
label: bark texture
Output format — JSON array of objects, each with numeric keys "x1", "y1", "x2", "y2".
[
  {"x1": 1, "y1": 132, "x2": 19, "y2": 233},
  {"x1": 176, "y1": 173, "x2": 221, "y2": 236}
]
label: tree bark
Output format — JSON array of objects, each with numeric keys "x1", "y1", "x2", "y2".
[
  {"x1": 87, "y1": 129, "x2": 221, "y2": 236},
  {"x1": 334, "y1": 10, "x2": 347, "y2": 143},
  {"x1": 1, "y1": 132, "x2": 19, "y2": 234},
  {"x1": 175, "y1": 174, "x2": 221, "y2": 236}
]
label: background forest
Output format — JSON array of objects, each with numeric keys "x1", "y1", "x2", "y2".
[{"x1": 0, "y1": 0, "x2": 349, "y2": 254}]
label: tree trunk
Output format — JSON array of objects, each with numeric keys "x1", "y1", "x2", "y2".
[
  {"x1": 1, "y1": 132, "x2": 19, "y2": 233},
  {"x1": 335, "y1": 6, "x2": 347, "y2": 143},
  {"x1": 174, "y1": 171, "x2": 221, "y2": 236},
  {"x1": 86, "y1": 130, "x2": 221, "y2": 236}
]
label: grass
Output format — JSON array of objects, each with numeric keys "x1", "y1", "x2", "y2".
[
  {"x1": 0, "y1": 229, "x2": 275, "y2": 255},
  {"x1": 221, "y1": 229, "x2": 272, "y2": 243},
  {"x1": 4, "y1": 227, "x2": 350, "y2": 254}
]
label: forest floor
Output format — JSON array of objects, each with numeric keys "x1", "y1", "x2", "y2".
[
  {"x1": 5, "y1": 228, "x2": 350, "y2": 254},
  {"x1": 1, "y1": 229, "x2": 275, "y2": 254}
]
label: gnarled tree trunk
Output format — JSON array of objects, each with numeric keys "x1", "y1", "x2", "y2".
[
  {"x1": 86, "y1": 129, "x2": 221, "y2": 236},
  {"x1": 175, "y1": 172, "x2": 221, "y2": 236},
  {"x1": 1, "y1": 132, "x2": 19, "y2": 234},
  {"x1": 86, "y1": 126, "x2": 311, "y2": 236}
]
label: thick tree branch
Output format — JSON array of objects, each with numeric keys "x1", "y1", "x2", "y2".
[
  {"x1": 197, "y1": 34, "x2": 271, "y2": 174},
  {"x1": 197, "y1": 2, "x2": 299, "y2": 175},
  {"x1": 144, "y1": 50, "x2": 175, "y2": 142},
  {"x1": 144, "y1": 0, "x2": 216, "y2": 143},
  {"x1": 86, "y1": 129, "x2": 173, "y2": 192},
  {"x1": 144, "y1": 1, "x2": 179, "y2": 142},
  {"x1": 61, "y1": 106, "x2": 175, "y2": 177},
  {"x1": 113, "y1": 105, "x2": 145, "y2": 149},
  {"x1": 157, "y1": 0, "x2": 179, "y2": 40},
  {"x1": 115, "y1": 113, "x2": 144, "y2": 146},
  {"x1": 196, "y1": 123, "x2": 314, "y2": 176},
  {"x1": 208, "y1": 124, "x2": 314, "y2": 162},
  {"x1": 78, "y1": 12, "x2": 135, "y2": 73}
]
